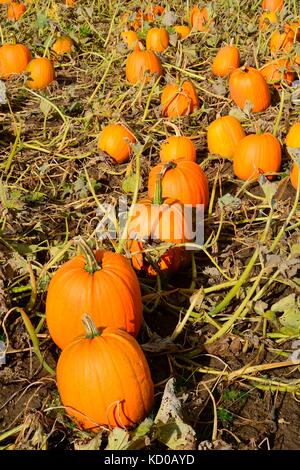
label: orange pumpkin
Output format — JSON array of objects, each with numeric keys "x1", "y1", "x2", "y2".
[
  {"x1": 260, "y1": 59, "x2": 295, "y2": 87},
  {"x1": 148, "y1": 160, "x2": 209, "y2": 208},
  {"x1": 174, "y1": 25, "x2": 191, "y2": 39},
  {"x1": 286, "y1": 122, "x2": 300, "y2": 149},
  {"x1": 270, "y1": 27, "x2": 295, "y2": 54},
  {"x1": 0, "y1": 0, "x2": 12, "y2": 3},
  {"x1": 212, "y1": 45, "x2": 240, "y2": 77},
  {"x1": 125, "y1": 49, "x2": 163, "y2": 84},
  {"x1": 287, "y1": 19, "x2": 300, "y2": 40},
  {"x1": 259, "y1": 11, "x2": 278, "y2": 31},
  {"x1": 121, "y1": 31, "x2": 141, "y2": 51},
  {"x1": 65, "y1": 0, "x2": 76, "y2": 6},
  {"x1": 262, "y1": 0, "x2": 284, "y2": 12},
  {"x1": 7, "y1": 2, "x2": 26, "y2": 20},
  {"x1": 97, "y1": 123, "x2": 136, "y2": 164},
  {"x1": 190, "y1": 5, "x2": 213, "y2": 32},
  {"x1": 160, "y1": 136, "x2": 196, "y2": 162},
  {"x1": 233, "y1": 133, "x2": 282, "y2": 180},
  {"x1": 46, "y1": 242, "x2": 143, "y2": 349},
  {"x1": 0, "y1": 43, "x2": 31, "y2": 79},
  {"x1": 290, "y1": 162, "x2": 299, "y2": 190},
  {"x1": 57, "y1": 315, "x2": 153, "y2": 430},
  {"x1": 143, "y1": 5, "x2": 164, "y2": 21},
  {"x1": 207, "y1": 115, "x2": 246, "y2": 159},
  {"x1": 161, "y1": 81, "x2": 199, "y2": 118},
  {"x1": 229, "y1": 66, "x2": 271, "y2": 113},
  {"x1": 146, "y1": 28, "x2": 169, "y2": 53},
  {"x1": 52, "y1": 36, "x2": 74, "y2": 56},
  {"x1": 25, "y1": 57, "x2": 55, "y2": 90}
]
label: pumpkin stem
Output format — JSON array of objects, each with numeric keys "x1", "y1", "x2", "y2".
[
  {"x1": 165, "y1": 121, "x2": 181, "y2": 137},
  {"x1": 75, "y1": 237, "x2": 101, "y2": 273},
  {"x1": 82, "y1": 314, "x2": 100, "y2": 339},
  {"x1": 153, "y1": 161, "x2": 177, "y2": 205}
]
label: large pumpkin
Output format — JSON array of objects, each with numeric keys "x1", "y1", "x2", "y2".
[
  {"x1": 262, "y1": 0, "x2": 284, "y2": 12},
  {"x1": 98, "y1": 123, "x2": 136, "y2": 164},
  {"x1": 290, "y1": 163, "x2": 299, "y2": 190},
  {"x1": 233, "y1": 133, "x2": 282, "y2": 180},
  {"x1": 0, "y1": 43, "x2": 31, "y2": 79},
  {"x1": 207, "y1": 115, "x2": 245, "y2": 159},
  {"x1": 229, "y1": 66, "x2": 271, "y2": 113},
  {"x1": 160, "y1": 135, "x2": 196, "y2": 162},
  {"x1": 148, "y1": 160, "x2": 209, "y2": 208},
  {"x1": 25, "y1": 57, "x2": 55, "y2": 90},
  {"x1": 161, "y1": 81, "x2": 199, "y2": 117},
  {"x1": 260, "y1": 59, "x2": 295, "y2": 88},
  {"x1": 146, "y1": 27, "x2": 169, "y2": 52},
  {"x1": 212, "y1": 45, "x2": 240, "y2": 77},
  {"x1": 125, "y1": 49, "x2": 163, "y2": 84},
  {"x1": 57, "y1": 315, "x2": 153, "y2": 430},
  {"x1": 7, "y1": 2, "x2": 26, "y2": 21},
  {"x1": 46, "y1": 242, "x2": 142, "y2": 349}
]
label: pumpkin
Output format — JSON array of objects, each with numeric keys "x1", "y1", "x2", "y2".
[
  {"x1": 7, "y1": 2, "x2": 26, "y2": 20},
  {"x1": 260, "y1": 59, "x2": 295, "y2": 88},
  {"x1": 161, "y1": 81, "x2": 199, "y2": 118},
  {"x1": 233, "y1": 133, "x2": 282, "y2": 180},
  {"x1": 290, "y1": 162, "x2": 299, "y2": 190},
  {"x1": 270, "y1": 28, "x2": 295, "y2": 54},
  {"x1": 160, "y1": 136, "x2": 196, "y2": 162},
  {"x1": 190, "y1": 5, "x2": 213, "y2": 32},
  {"x1": 229, "y1": 66, "x2": 271, "y2": 113},
  {"x1": 0, "y1": 0, "x2": 11, "y2": 3},
  {"x1": 125, "y1": 49, "x2": 163, "y2": 84},
  {"x1": 143, "y1": 5, "x2": 164, "y2": 21},
  {"x1": 148, "y1": 160, "x2": 209, "y2": 208},
  {"x1": 25, "y1": 57, "x2": 55, "y2": 90},
  {"x1": 121, "y1": 31, "x2": 141, "y2": 51},
  {"x1": 207, "y1": 115, "x2": 246, "y2": 159},
  {"x1": 57, "y1": 315, "x2": 153, "y2": 430},
  {"x1": 52, "y1": 36, "x2": 74, "y2": 56},
  {"x1": 287, "y1": 20, "x2": 300, "y2": 40},
  {"x1": 174, "y1": 25, "x2": 191, "y2": 39},
  {"x1": 0, "y1": 43, "x2": 31, "y2": 79},
  {"x1": 262, "y1": 0, "x2": 284, "y2": 12},
  {"x1": 146, "y1": 28, "x2": 169, "y2": 53},
  {"x1": 212, "y1": 45, "x2": 240, "y2": 77},
  {"x1": 97, "y1": 123, "x2": 136, "y2": 164},
  {"x1": 259, "y1": 11, "x2": 278, "y2": 31},
  {"x1": 65, "y1": 0, "x2": 76, "y2": 6},
  {"x1": 286, "y1": 122, "x2": 300, "y2": 149},
  {"x1": 46, "y1": 241, "x2": 143, "y2": 349}
]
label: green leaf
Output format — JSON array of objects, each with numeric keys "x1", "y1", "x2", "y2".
[
  {"x1": 122, "y1": 174, "x2": 140, "y2": 194},
  {"x1": 271, "y1": 294, "x2": 297, "y2": 313},
  {"x1": 36, "y1": 12, "x2": 48, "y2": 29},
  {"x1": 105, "y1": 428, "x2": 129, "y2": 450},
  {"x1": 279, "y1": 308, "x2": 300, "y2": 335}
]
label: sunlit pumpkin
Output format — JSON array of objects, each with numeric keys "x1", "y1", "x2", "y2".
[
  {"x1": 97, "y1": 123, "x2": 136, "y2": 164},
  {"x1": 7, "y1": 1, "x2": 26, "y2": 20},
  {"x1": 174, "y1": 25, "x2": 191, "y2": 39},
  {"x1": 161, "y1": 81, "x2": 199, "y2": 117},
  {"x1": 0, "y1": 43, "x2": 31, "y2": 79},
  {"x1": 229, "y1": 66, "x2": 271, "y2": 113},
  {"x1": 207, "y1": 115, "x2": 246, "y2": 159},
  {"x1": 46, "y1": 241, "x2": 143, "y2": 349},
  {"x1": 126, "y1": 49, "x2": 163, "y2": 84},
  {"x1": 290, "y1": 162, "x2": 299, "y2": 190},
  {"x1": 259, "y1": 11, "x2": 278, "y2": 31},
  {"x1": 65, "y1": 0, "x2": 76, "y2": 6},
  {"x1": 25, "y1": 57, "x2": 55, "y2": 90},
  {"x1": 286, "y1": 19, "x2": 300, "y2": 40},
  {"x1": 233, "y1": 133, "x2": 282, "y2": 180},
  {"x1": 260, "y1": 59, "x2": 295, "y2": 88},
  {"x1": 121, "y1": 31, "x2": 141, "y2": 51},
  {"x1": 160, "y1": 135, "x2": 197, "y2": 162},
  {"x1": 212, "y1": 44, "x2": 240, "y2": 77},
  {"x1": 262, "y1": 0, "x2": 284, "y2": 12},
  {"x1": 190, "y1": 5, "x2": 214, "y2": 32},
  {"x1": 146, "y1": 27, "x2": 169, "y2": 53},
  {"x1": 286, "y1": 122, "x2": 300, "y2": 149},
  {"x1": 269, "y1": 27, "x2": 295, "y2": 54},
  {"x1": 57, "y1": 315, "x2": 153, "y2": 430},
  {"x1": 52, "y1": 36, "x2": 74, "y2": 56}
]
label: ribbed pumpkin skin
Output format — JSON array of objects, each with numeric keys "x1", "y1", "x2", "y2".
[
  {"x1": 229, "y1": 67, "x2": 270, "y2": 113},
  {"x1": 146, "y1": 28, "x2": 169, "y2": 52},
  {"x1": 52, "y1": 36, "x2": 74, "y2": 55},
  {"x1": 260, "y1": 59, "x2": 295, "y2": 88},
  {"x1": 98, "y1": 124, "x2": 136, "y2": 163},
  {"x1": 233, "y1": 133, "x2": 282, "y2": 180},
  {"x1": 57, "y1": 327, "x2": 154, "y2": 430},
  {"x1": 286, "y1": 123, "x2": 300, "y2": 149},
  {"x1": 126, "y1": 50, "x2": 163, "y2": 84},
  {"x1": 262, "y1": 0, "x2": 284, "y2": 12},
  {"x1": 161, "y1": 81, "x2": 199, "y2": 117},
  {"x1": 121, "y1": 31, "x2": 141, "y2": 51},
  {"x1": 7, "y1": 2, "x2": 26, "y2": 20},
  {"x1": 0, "y1": 43, "x2": 31, "y2": 79},
  {"x1": 46, "y1": 250, "x2": 143, "y2": 349},
  {"x1": 174, "y1": 25, "x2": 191, "y2": 39},
  {"x1": 160, "y1": 136, "x2": 196, "y2": 162},
  {"x1": 148, "y1": 161, "x2": 209, "y2": 208},
  {"x1": 290, "y1": 163, "x2": 299, "y2": 190},
  {"x1": 259, "y1": 12, "x2": 278, "y2": 31},
  {"x1": 207, "y1": 116, "x2": 245, "y2": 159},
  {"x1": 25, "y1": 58, "x2": 55, "y2": 90},
  {"x1": 212, "y1": 45, "x2": 240, "y2": 77},
  {"x1": 270, "y1": 28, "x2": 294, "y2": 54}
]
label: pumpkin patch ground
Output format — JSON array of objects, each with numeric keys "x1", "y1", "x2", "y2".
[{"x1": 0, "y1": 0, "x2": 300, "y2": 451}]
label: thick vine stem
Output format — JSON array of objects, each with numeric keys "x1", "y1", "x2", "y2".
[
  {"x1": 74, "y1": 237, "x2": 101, "y2": 273},
  {"x1": 82, "y1": 314, "x2": 100, "y2": 339}
]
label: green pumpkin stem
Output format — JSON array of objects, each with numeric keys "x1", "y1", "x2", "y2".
[
  {"x1": 82, "y1": 314, "x2": 100, "y2": 339},
  {"x1": 153, "y1": 161, "x2": 177, "y2": 205},
  {"x1": 75, "y1": 237, "x2": 101, "y2": 273}
]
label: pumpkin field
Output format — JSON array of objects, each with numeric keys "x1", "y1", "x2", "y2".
[{"x1": 0, "y1": 0, "x2": 300, "y2": 451}]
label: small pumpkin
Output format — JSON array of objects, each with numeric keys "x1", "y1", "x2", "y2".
[
  {"x1": 212, "y1": 44, "x2": 240, "y2": 77},
  {"x1": 233, "y1": 133, "x2": 282, "y2": 180},
  {"x1": 229, "y1": 66, "x2": 271, "y2": 113},
  {"x1": 148, "y1": 160, "x2": 209, "y2": 208},
  {"x1": 146, "y1": 27, "x2": 169, "y2": 53},
  {"x1": 290, "y1": 162, "x2": 299, "y2": 190},
  {"x1": 98, "y1": 123, "x2": 136, "y2": 164},
  {"x1": 174, "y1": 25, "x2": 191, "y2": 39},
  {"x1": 46, "y1": 240, "x2": 143, "y2": 349},
  {"x1": 190, "y1": 5, "x2": 213, "y2": 32},
  {"x1": 286, "y1": 122, "x2": 300, "y2": 149},
  {"x1": 25, "y1": 57, "x2": 55, "y2": 90},
  {"x1": 0, "y1": 43, "x2": 31, "y2": 79},
  {"x1": 121, "y1": 31, "x2": 141, "y2": 51},
  {"x1": 65, "y1": 0, "x2": 76, "y2": 6},
  {"x1": 143, "y1": 5, "x2": 164, "y2": 21},
  {"x1": 57, "y1": 315, "x2": 154, "y2": 430},
  {"x1": 207, "y1": 115, "x2": 246, "y2": 159},
  {"x1": 262, "y1": 0, "x2": 284, "y2": 12},
  {"x1": 270, "y1": 27, "x2": 295, "y2": 54},
  {"x1": 7, "y1": 2, "x2": 26, "y2": 20},
  {"x1": 260, "y1": 59, "x2": 295, "y2": 88},
  {"x1": 126, "y1": 49, "x2": 163, "y2": 84},
  {"x1": 161, "y1": 81, "x2": 199, "y2": 118},
  {"x1": 160, "y1": 136, "x2": 196, "y2": 163},
  {"x1": 52, "y1": 36, "x2": 74, "y2": 56},
  {"x1": 259, "y1": 11, "x2": 278, "y2": 31}
]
